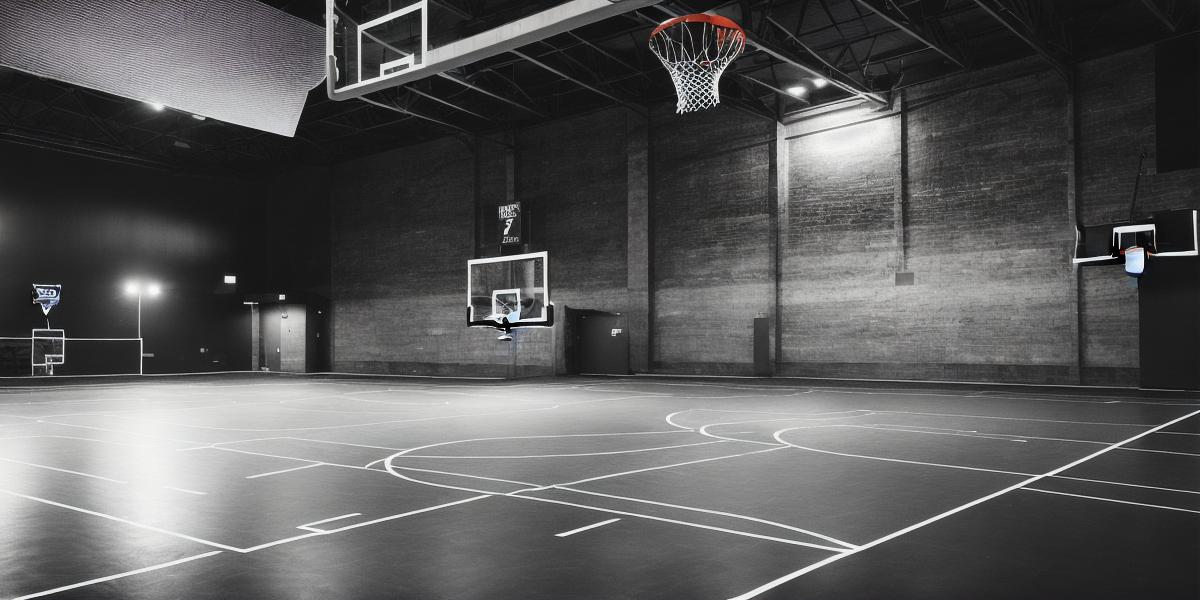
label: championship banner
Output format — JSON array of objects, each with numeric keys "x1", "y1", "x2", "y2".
[
  {"x1": 499, "y1": 202, "x2": 522, "y2": 246},
  {"x1": 32, "y1": 284, "x2": 61, "y2": 316}
]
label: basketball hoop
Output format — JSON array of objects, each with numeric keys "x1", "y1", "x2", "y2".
[{"x1": 649, "y1": 14, "x2": 746, "y2": 113}]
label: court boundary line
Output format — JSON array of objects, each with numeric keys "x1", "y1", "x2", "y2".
[
  {"x1": 11, "y1": 550, "x2": 223, "y2": 600},
  {"x1": 727, "y1": 408, "x2": 1200, "y2": 599},
  {"x1": 1023, "y1": 488, "x2": 1200, "y2": 514}
]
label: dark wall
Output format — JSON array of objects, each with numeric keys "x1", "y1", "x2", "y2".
[
  {"x1": 309, "y1": 43, "x2": 1199, "y2": 386},
  {"x1": 0, "y1": 143, "x2": 260, "y2": 374},
  {"x1": 329, "y1": 135, "x2": 554, "y2": 376},
  {"x1": 1077, "y1": 46, "x2": 1200, "y2": 386},
  {"x1": 652, "y1": 106, "x2": 775, "y2": 374}
]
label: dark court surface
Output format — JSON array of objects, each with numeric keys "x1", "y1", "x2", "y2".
[{"x1": 0, "y1": 373, "x2": 1196, "y2": 599}]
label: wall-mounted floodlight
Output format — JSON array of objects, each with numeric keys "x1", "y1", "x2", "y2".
[{"x1": 224, "y1": 275, "x2": 237, "y2": 284}]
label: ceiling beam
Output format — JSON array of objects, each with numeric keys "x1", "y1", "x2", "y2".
[
  {"x1": 970, "y1": 0, "x2": 1068, "y2": 80},
  {"x1": 358, "y1": 94, "x2": 478, "y2": 138},
  {"x1": 852, "y1": 0, "x2": 965, "y2": 68},
  {"x1": 511, "y1": 49, "x2": 648, "y2": 115},
  {"x1": 1139, "y1": 0, "x2": 1177, "y2": 32}
]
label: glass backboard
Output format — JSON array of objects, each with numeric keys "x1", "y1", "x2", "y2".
[{"x1": 467, "y1": 251, "x2": 552, "y2": 329}]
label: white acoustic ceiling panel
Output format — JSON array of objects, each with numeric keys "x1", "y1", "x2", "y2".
[{"x1": 0, "y1": 0, "x2": 327, "y2": 137}]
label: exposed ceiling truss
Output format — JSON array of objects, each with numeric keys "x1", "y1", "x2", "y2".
[{"x1": 0, "y1": 0, "x2": 1194, "y2": 174}]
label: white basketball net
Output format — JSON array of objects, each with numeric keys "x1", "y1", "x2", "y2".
[{"x1": 649, "y1": 16, "x2": 746, "y2": 114}]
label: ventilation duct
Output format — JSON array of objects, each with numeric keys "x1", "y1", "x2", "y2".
[{"x1": 0, "y1": 0, "x2": 326, "y2": 137}]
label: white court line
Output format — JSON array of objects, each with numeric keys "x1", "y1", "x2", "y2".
[
  {"x1": 556, "y1": 486, "x2": 857, "y2": 549},
  {"x1": 0, "y1": 435, "x2": 151, "y2": 449},
  {"x1": 554, "y1": 446, "x2": 780, "y2": 488},
  {"x1": 555, "y1": 518, "x2": 621, "y2": 537},
  {"x1": 244, "y1": 462, "x2": 323, "y2": 479},
  {"x1": 239, "y1": 495, "x2": 491, "y2": 553},
  {"x1": 298, "y1": 512, "x2": 362, "y2": 531},
  {"x1": 0, "y1": 488, "x2": 242, "y2": 552},
  {"x1": 728, "y1": 408, "x2": 1200, "y2": 600},
  {"x1": 1158, "y1": 431, "x2": 1200, "y2": 437},
  {"x1": 1023, "y1": 488, "x2": 1200, "y2": 515},
  {"x1": 0, "y1": 457, "x2": 126, "y2": 484},
  {"x1": 389, "y1": 465, "x2": 539, "y2": 488},
  {"x1": 518, "y1": 494, "x2": 848, "y2": 553},
  {"x1": 286, "y1": 437, "x2": 407, "y2": 451},
  {"x1": 165, "y1": 486, "x2": 207, "y2": 496},
  {"x1": 405, "y1": 439, "x2": 726, "y2": 459},
  {"x1": 12, "y1": 550, "x2": 223, "y2": 600},
  {"x1": 84, "y1": 403, "x2": 563, "y2": 433},
  {"x1": 1118, "y1": 447, "x2": 1200, "y2": 458}
]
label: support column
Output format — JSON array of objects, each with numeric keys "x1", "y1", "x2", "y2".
[
  {"x1": 769, "y1": 121, "x2": 788, "y2": 374},
  {"x1": 626, "y1": 110, "x2": 651, "y2": 373}
]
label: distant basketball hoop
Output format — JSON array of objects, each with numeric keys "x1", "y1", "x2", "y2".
[{"x1": 649, "y1": 13, "x2": 746, "y2": 114}]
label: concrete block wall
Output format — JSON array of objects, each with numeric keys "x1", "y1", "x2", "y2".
[
  {"x1": 319, "y1": 43, "x2": 1196, "y2": 385},
  {"x1": 1076, "y1": 46, "x2": 1200, "y2": 386},
  {"x1": 330, "y1": 135, "x2": 552, "y2": 376},
  {"x1": 650, "y1": 106, "x2": 776, "y2": 374}
]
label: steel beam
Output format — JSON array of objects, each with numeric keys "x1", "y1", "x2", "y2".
[
  {"x1": 1139, "y1": 0, "x2": 1177, "y2": 32},
  {"x1": 511, "y1": 50, "x2": 647, "y2": 115},
  {"x1": 852, "y1": 0, "x2": 964, "y2": 67},
  {"x1": 971, "y1": 0, "x2": 1067, "y2": 80}
]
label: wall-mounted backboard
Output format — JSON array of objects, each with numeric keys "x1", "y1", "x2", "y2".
[{"x1": 467, "y1": 251, "x2": 552, "y2": 329}]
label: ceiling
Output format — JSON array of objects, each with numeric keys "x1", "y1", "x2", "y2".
[{"x1": 0, "y1": 0, "x2": 1194, "y2": 176}]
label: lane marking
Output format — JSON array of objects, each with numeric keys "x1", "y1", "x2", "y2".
[
  {"x1": 0, "y1": 457, "x2": 126, "y2": 484},
  {"x1": 405, "y1": 439, "x2": 726, "y2": 459},
  {"x1": 555, "y1": 486, "x2": 857, "y2": 549},
  {"x1": 298, "y1": 512, "x2": 362, "y2": 532},
  {"x1": 1024, "y1": 488, "x2": 1200, "y2": 515},
  {"x1": 728, "y1": 408, "x2": 1200, "y2": 600},
  {"x1": 555, "y1": 446, "x2": 782, "y2": 488},
  {"x1": 165, "y1": 486, "x2": 207, "y2": 496},
  {"x1": 555, "y1": 518, "x2": 621, "y2": 538},
  {"x1": 244, "y1": 463, "x2": 322, "y2": 479},
  {"x1": 238, "y1": 495, "x2": 491, "y2": 553},
  {"x1": 12, "y1": 550, "x2": 223, "y2": 600},
  {"x1": 518, "y1": 494, "x2": 848, "y2": 553},
  {"x1": 0, "y1": 488, "x2": 241, "y2": 552},
  {"x1": 1118, "y1": 447, "x2": 1200, "y2": 458}
]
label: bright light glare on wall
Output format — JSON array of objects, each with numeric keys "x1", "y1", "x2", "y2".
[
  {"x1": 124, "y1": 281, "x2": 139, "y2": 296},
  {"x1": 147, "y1": 283, "x2": 162, "y2": 297},
  {"x1": 224, "y1": 275, "x2": 237, "y2": 284},
  {"x1": 147, "y1": 101, "x2": 165, "y2": 111},
  {"x1": 810, "y1": 117, "x2": 891, "y2": 156}
]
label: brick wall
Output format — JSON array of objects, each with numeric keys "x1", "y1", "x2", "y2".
[
  {"x1": 330, "y1": 136, "x2": 553, "y2": 376},
  {"x1": 650, "y1": 105, "x2": 776, "y2": 374},
  {"x1": 318, "y1": 44, "x2": 1195, "y2": 385}
]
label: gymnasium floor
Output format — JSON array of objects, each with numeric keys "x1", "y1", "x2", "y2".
[{"x1": 0, "y1": 374, "x2": 1196, "y2": 599}]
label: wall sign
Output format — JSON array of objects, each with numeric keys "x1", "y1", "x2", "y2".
[{"x1": 499, "y1": 202, "x2": 522, "y2": 246}]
